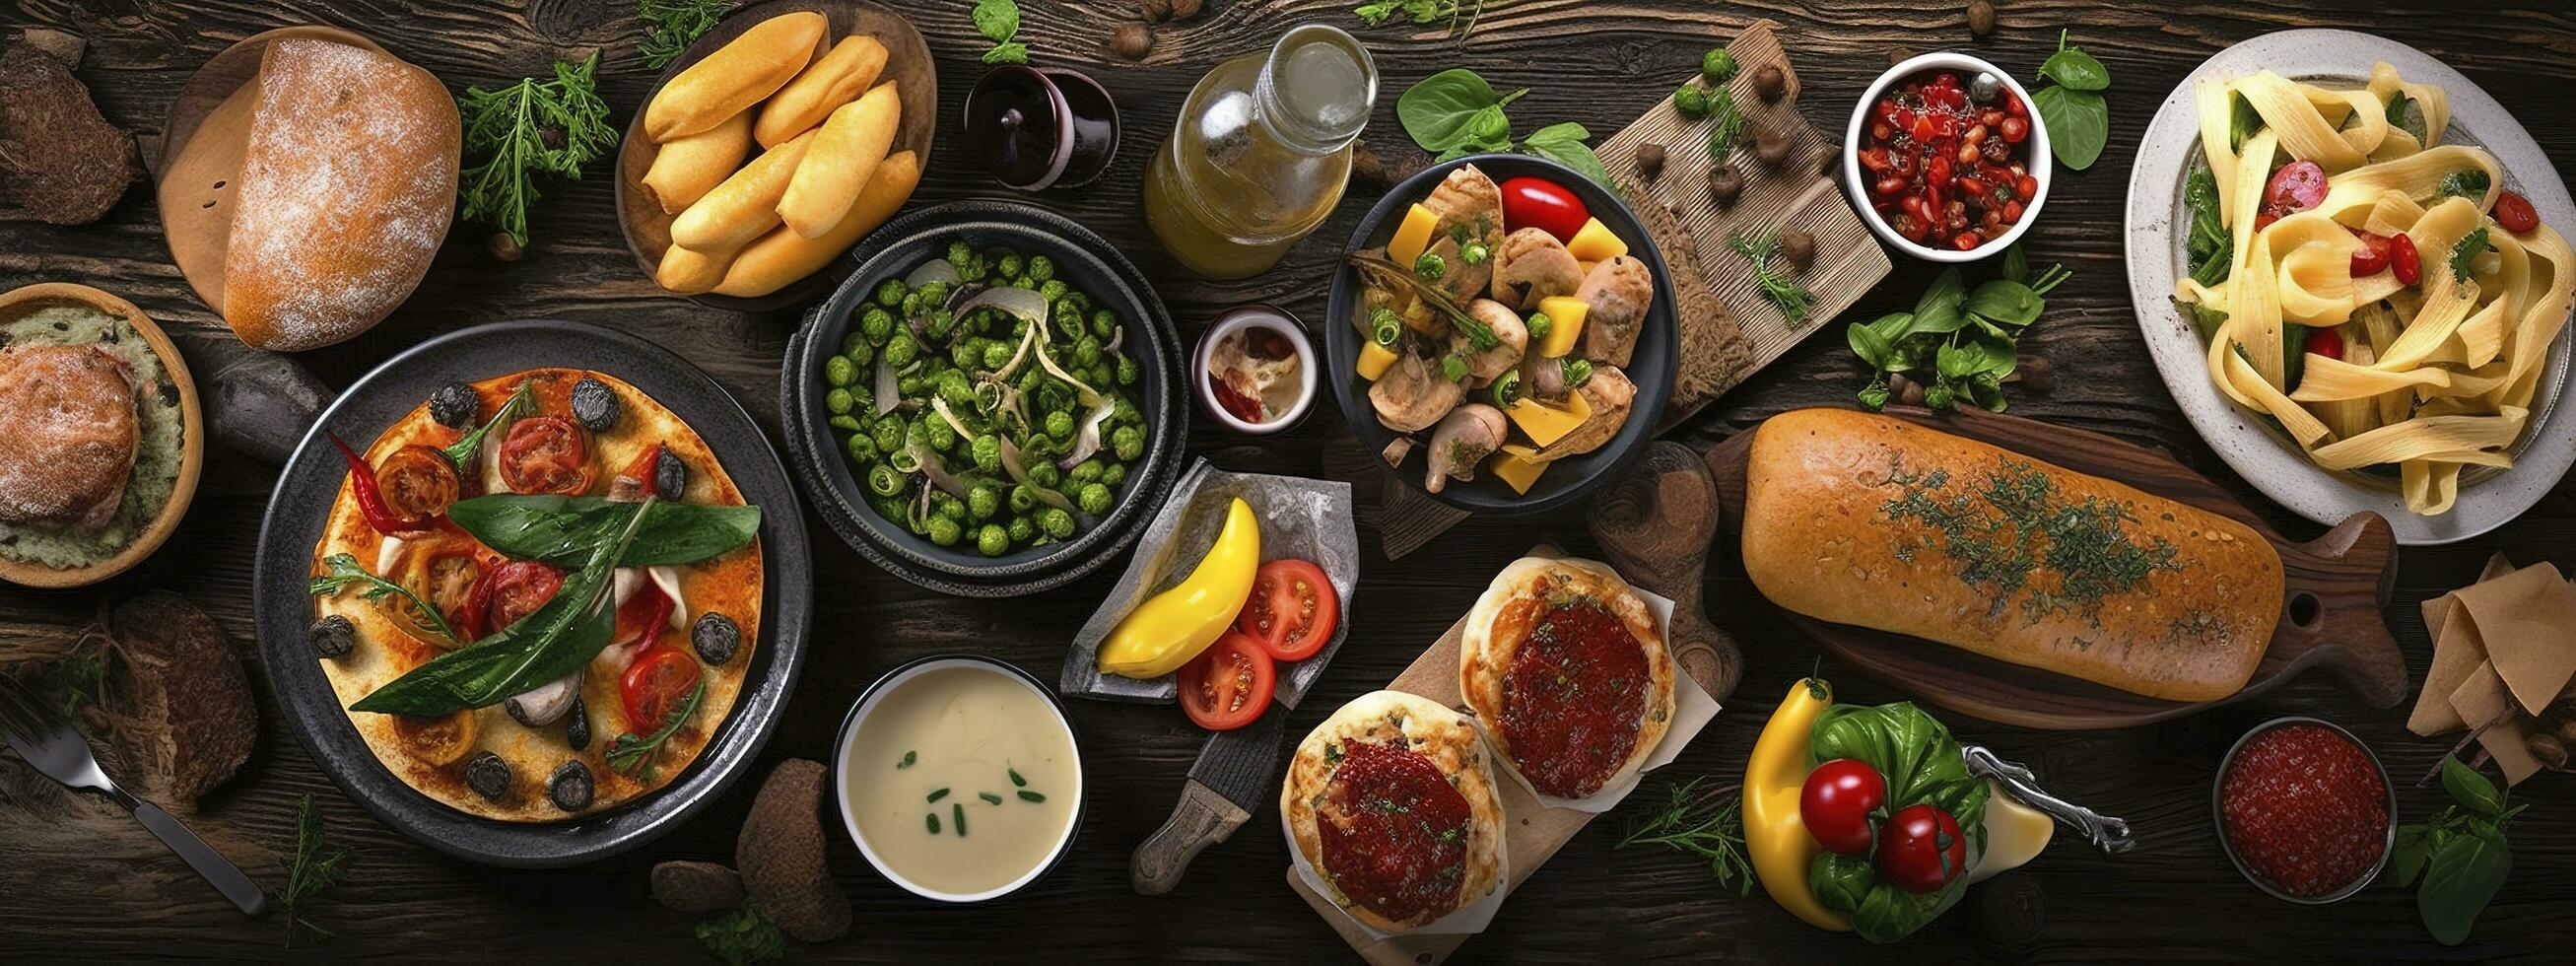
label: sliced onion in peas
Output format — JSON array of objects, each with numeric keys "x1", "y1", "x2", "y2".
[
  {"x1": 995, "y1": 436, "x2": 1076, "y2": 512},
  {"x1": 902, "y1": 258, "x2": 962, "y2": 288}
]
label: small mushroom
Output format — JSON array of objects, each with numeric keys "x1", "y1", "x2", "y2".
[
  {"x1": 465, "y1": 751, "x2": 512, "y2": 801},
  {"x1": 1967, "y1": 0, "x2": 1997, "y2": 37},
  {"x1": 549, "y1": 760, "x2": 594, "y2": 811},
  {"x1": 1709, "y1": 167, "x2": 1745, "y2": 207},
  {"x1": 739, "y1": 759, "x2": 851, "y2": 942},
  {"x1": 1753, "y1": 126, "x2": 1796, "y2": 169},
  {"x1": 429, "y1": 381, "x2": 481, "y2": 429},
  {"x1": 1423, "y1": 404, "x2": 1509, "y2": 495},
  {"x1": 1778, "y1": 229, "x2": 1816, "y2": 272},
  {"x1": 487, "y1": 232, "x2": 524, "y2": 262},
  {"x1": 565, "y1": 696, "x2": 592, "y2": 750},
  {"x1": 504, "y1": 669, "x2": 582, "y2": 727},
  {"x1": 654, "y1": 449, "x2": 690, "y2": 499},
  {"x1": 1381, "y1": 436, "x2": 1416, "y2": 468},
  {"x1": 1750, "y1": 64, "x2": 1788, "y2": 104},
  {"x1": 693, "y1": 611, "x2": 742, "y2": 665},
  {"x1": 308, "y1": 614, "x2": 355, "y2": 658},
  {"x1": 2006, "y1": 356, "x2": 2057, "y2": 395},
  {"x1": 1635, "y1": 143, "x2": 1667, "y2": 180},
  {"x1": 1112, "y1": 24, "x2": 1152, "y2": 61}
]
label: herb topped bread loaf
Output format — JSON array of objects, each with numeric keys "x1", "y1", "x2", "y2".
[{"x1": 1739, "y1": 409, "x2": 2279, "y2": 702}]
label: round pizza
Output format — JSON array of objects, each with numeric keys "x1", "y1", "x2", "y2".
[
  {"x1": 1457, "y1": 557, "x2": 1673, "y2": 799},
  {"x1": 1282, "y1": 690, "x2": 1505, "y2": 933},
  {"x1": 307, "y1": 368, "x2": 764, "y2": 821}
]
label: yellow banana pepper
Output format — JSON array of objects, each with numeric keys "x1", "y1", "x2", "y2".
[
  {"x1": 1097, "y1": 497, "x2": 1260, "y2": 678},
  {"x1": 1743, "y1": 677, "x2": 1851, "y2": 932}
]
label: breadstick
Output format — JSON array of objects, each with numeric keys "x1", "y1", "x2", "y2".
[
  {"x1": 716, "y1": 150, "x2": 920, "y2": 298},
  {"x1": 778, "y1": 82, "x2": 901, "y2": 239},
  {"x1": 756, "y1": 35, "x2": 889, "y2": 149},
  {"x1": 644, "y1": 11, "x2": 826, "y2": 141},
  {"x1": 669, "y1": 130, "x2": 816, "y2": 253},
  {"x1": 641, "y1": 110, "x2": 752, "y2": 215},
  {"x1": 655, "y1": 242, "x2": 737, "y2": 295}
]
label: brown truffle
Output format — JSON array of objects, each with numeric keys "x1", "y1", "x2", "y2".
[
  {"x1": 2008, "y1": 356, "x2": 2057, "y2": 395},
  {"x1": 0, "y1": 43, "x2": 136, "y2": 225},
  {"x1": 107, "y1": 592, "x2": 257, "y2": 805},
  {"x1": 1778, "y1": 229, "x2": 1815, "y2": 272},
  {"x1": 737, "y1": 759, "x2": 850, "y2": 942},
  {"x1": 487, "y1": 232, "x2": 524, "y2": 262},
  {"x1": 1709, "y1": 167, "x2": 1745, "y2": 207},
  {"x1": 652, "y1": 861, "x2": 746, "y2": 914},
  {"x1": 1753, "y1": 126, "x2": 1796, "y2": 169},
  {"x1": 1112, "y1": 24, "x2": 1152, "y2": 61},
  {"x1": 1635, "y1": 144, "x2": 1667, "y2": 180},
  {"x1": 1968, "y1": 0, "x2": 1998, "y2": 37},
  {"x1": 1750, "y1": 64, "x2": 1788, "y2": 104}
]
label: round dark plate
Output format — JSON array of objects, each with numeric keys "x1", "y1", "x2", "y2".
[
  {"x1": 1322, "y1": 154, "x2": 1678, "y2": 516},
  {"x1": 251, "y1": 319, "x2": 812, "y2": 867},
  {"x1": 781, "y1": 199, "x2": 1187, "y2": 597}
]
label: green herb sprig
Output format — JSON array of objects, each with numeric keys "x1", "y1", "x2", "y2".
[
  {"x1": 2450, "y1": 227, "x2": 2492, "y2": 284},
  {"x1": 639, "y1": 0, "x2": 728, "y2": 69},
  {"x1": 606, "y1": 678, "x2": 707, "y2": 780},
  {"x1": 973, "y1": 0, "x2": 1028, "y2": 64},
  {"x1": 1394, "y1": 68, "x2": 1617, "y2": 190},
  {"x1": 1731, "y1": 231, "x2": 1816, "y2": 326},
  {"x1": 695, "y1": 901, "x2": 787, "y2": 965},
  {"x1": 282, "y1": 794, "x2": 349, "y2": 945},
  {"x1": 1848, "y1": 246, "x2": 2068, "y2": 413},
  {"x1": 458, "y1": 53, "x2": 617, "y2": 246},
  {"x1": 41, "y1": 638, "x2": 107, "y2": 717},
  {"x1": 2030, "y1": 31, "x2": 2110, "y2": 171},
  {"x1": 441, "y1": 380, "x2": 533, "y2": 469},
  {"x1": 1355, "y1": 0, "x2": 1483, "y2": 40},
  {"x1": 1614, "y1": 776, "x2": 1753, "y2": 897},
  {"x1": 310, "y1": 553, "x2": 465, "y2": 648},
  {"x1": 2392, "y1": 756, "x2": 2521, "y2": 945}
]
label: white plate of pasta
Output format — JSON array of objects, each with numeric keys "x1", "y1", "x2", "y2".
[{"x1": 2127, "y1": 29, "x2": 2576, "y2": 544}]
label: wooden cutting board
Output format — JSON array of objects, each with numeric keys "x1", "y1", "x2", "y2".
[
  {"x1": 1286, "y1": 546, "x2": 1725, "y2": 966},
  {"x1": 1704, "y1": 407, "x2": 2407, "y2": 730},
  {"x1": 1377, "y1": 20, "x2": 1891, "y2": 559}
]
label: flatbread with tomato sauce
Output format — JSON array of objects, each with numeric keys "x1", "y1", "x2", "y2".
[
  {"x1": 1457, "y1": 557, "x2": 1672, "y2": 800},
  {"x1": 1281, "y1": 690, "x2": 1505, "y2": 933},
  {"x1": 309, "y1": 369, "x2": 762, "y2": 822}
]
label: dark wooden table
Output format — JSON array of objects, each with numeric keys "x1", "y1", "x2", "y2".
[{"x1": 5, "y1": 1, "x2": 2574, "y2": 962}]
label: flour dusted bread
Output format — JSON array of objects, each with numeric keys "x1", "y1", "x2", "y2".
[
  {"x1": 0, "y1": 343, "x2": 136, "y2": 530},
  {"x1": 221, "y1": 37, "x2": 458, "y2": 351},
  {"x1": 1739, "y1": 409, "x2": 2280, "y2": 702}
]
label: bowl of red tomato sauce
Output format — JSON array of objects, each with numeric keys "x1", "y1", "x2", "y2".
[
  {"x1": 1844, "y1": 52, "x2": 2051, "y2": 261},
  {"x1": 2212, "y1": 717, "x2": 2397, "y2": 904}
]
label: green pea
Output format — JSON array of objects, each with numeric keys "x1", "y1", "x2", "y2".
[
  {"x1": 1089, "y1": 310, "x2": 1117, "y2": 340},
  {"x1": 884, "y1": 332, "x2": 919, "y2": 369},
  {"x1": 874, "y1": 278, "x2": 907, "y2": 308},
  {"x1": 968, "y1": 483, "x2": 1000, "y2": 520},
  {"x1": 996, "y1": 253, "x2": 1025, "y2": 278},
  {"x1": 1076, "y1": 482, "x2": 1112, "y2": 516},
  {"x1": 1068, "y1": 459, "x2": 1103, "y2": 484},
  {"x1": 846, "y1": 433, "x2": 879, "y2": 464},
  {"x1": 901, "y1": 292, "x2": 924, "y2": 317},
  {"x1": 934, "y1": 491, "x2": 967, "y2": 522},
  {"x1": 950, "y1": 339, "x2": 981, "y2": 370},
  {"x1": 1008, "y1": 516, "x2": 1035, "y2": 542},
  {"x1": 1117, "y1": 356, "x2": 1139, "y2": 386},
  {"x1": 842, "y1": 331, "x2": 871, "y2": 357},
  {"x1": 1028, "y1": 254, "x2": 1056, "y2": 282},
  {"x1": 1074, "y1": 336, "x2": 1102, "y2": 368},
  {"x1": 1113, "y1": 425, "x2": 1144, "y2": 461},
  {"x1": 845, "y1": 339, "x2": 873, "y2": 367},
  {"x1": 830, "y1": 414, "x2": 865, "y2": 435},
  {"x1": 977, "y1": 523, "x2": 1010, "y2": 557},
  {"x1": 972, "y1": 434, "x2": 1002, "y2": 473},
  {"x1": 927, "y1": 517, "x2": 963, "y2": 547},
  {"x1": 1029, "y1": 461, "x2": 1062, "y2": 490},
  {"x1": 826, "y1": 387, "x2": 855, "y2": 415},
  {"x1": 1102, "y1": 463, "x2": 1126, "y2": 487},
  {"x1": 982, "y1": 341, "x2": 1014, "y2": 371},
  {"x1": 916, "y1": 281, "x2": 951, "y2": 308},
  {"x1": 946, "y1": 241, "x2": 976, "y2": 269},
  {"x1": 860, "y1": 307, "x2": 896, "y2": 345},
  {"x1": 1038, "y1": 507, "x2": 1075, "y2": 539},
  {"x1": 1038, "y1": 279, "x2": 1067, "y2": 303},
  {"x1": 873, "y1": 419, "x2": 905, "y2": 454},
  {"x1": 1045, "y1": 410, "x2": 1074, "y2": 440}
]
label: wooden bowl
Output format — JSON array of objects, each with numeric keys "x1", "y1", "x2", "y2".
[
  {"x1": 151, "y1": 26, "x2": 453, "y2": 324},
  {"x1": 615, "y1": 0, "x2": 938, "y2": 313},
  {"x1": 0, "y1": 283, "x2": 206, "y2": 588}
]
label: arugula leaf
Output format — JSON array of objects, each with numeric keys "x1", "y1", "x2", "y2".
[
  {"x1": 310, "y1": 553, "x2": 464, "y2": 647},
  {"x1": 2385, "y1": 89, "x2": 2412, "y2": 127},
  {"x1": 441, "y1": 380, "x2": 534, "y2": 469},
  {"x1": 351, "y1": 499, "x2": 655, "y2": 715},
  {"x1": 446, "y1": 495, "x2": 761, "y2": 568},
  {"x1": 1355, "y1": 0, "x2": 1482, "y2": 38},
  {"x1": 457, "y1": 54, "x2": 616, "y2": 246},
  {"x1": 2037, "y1": 30, "x2": 2111, "y2": 92},
  {"x1": 2184, "y1": 161, "x2": 2234, "y2": 286},
  {"x1": 2438, "y1": 169, "x2": 2491, "y2": 200},
  {"x1": 2033, "y1": 85, "x2": 2108, "y2": 171}
]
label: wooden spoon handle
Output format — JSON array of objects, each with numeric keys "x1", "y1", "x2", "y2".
[{"x1": 1129, "y1": 781, "x2": 1249, "y2": 896}]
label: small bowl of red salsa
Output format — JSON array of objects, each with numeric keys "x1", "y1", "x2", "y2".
[
  {"x1": 2212, "y1": 717, "x2": 2396, "y2": 904},
  {"x1": 1843, "y1": 52, "x2": 2051, "y2": 262}
]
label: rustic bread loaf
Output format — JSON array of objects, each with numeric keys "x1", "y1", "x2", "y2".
[
  {"x1": 1739, "y1": 409, "x2": 2279, "y2": 702},
  {"x1": 220, "y1": 37, "x2": 458, "y2": 351}
]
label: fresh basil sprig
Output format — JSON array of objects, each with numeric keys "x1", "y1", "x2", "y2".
[
  {"x1": 2030, "y1": 31, "x2": 2110, "y2": 172},
  {"x1": 1848, "y1": 246, "x2": 2068, "y2": 412},
  {"x1": 351, "y1": 498, "x2": 656, "y2": 716},
  {"x1": 2392, "y1": 756, "x2": 2521, "y2": 946},
  {"x1": 607, "y1": 678, "x2": 707, "y2": 780},
  {"x1": 447, "y1": 495, "x2": 761, "y2": 568},
  {"x1": 310, "y1": 553, "x2": 464, "y2": 648},
  {"x1": 1395, "y1": 68, "x2": 1616, "y2": 189}
]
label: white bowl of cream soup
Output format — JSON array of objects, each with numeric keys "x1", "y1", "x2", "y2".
[{"x1": 833, "y1": 656, "x2": 1084, "y2": 903}]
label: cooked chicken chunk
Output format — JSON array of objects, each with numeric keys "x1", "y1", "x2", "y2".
[
  {"x1": 1574, "y1": 255, "x2": 1655, "y2": 368},
  {"x1": 1535, "y1": 366, "x2": 1637, "y2": 461},
  {"x1": 1451, "y1": 299, "x2": 1528, "y2": 386},
  {"x1": 1492, "y1": 228, "x2": 1583, "y2": 310}
]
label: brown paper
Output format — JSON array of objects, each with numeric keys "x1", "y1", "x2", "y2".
[
  {"x1": 2450, "y1": 561, "x2": 2576, "y2": 714},
  {"x1": 2476, "y1": 720, "x2": 2543, "y2": 786},
  {"x1": 2409, "y1": 599, "x2": 2492, "y2": 735},
  {"x1": 2447, "y1": 662, "x2": 2520, "y2": 731}
]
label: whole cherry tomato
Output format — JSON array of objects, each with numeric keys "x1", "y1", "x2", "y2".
[
  {"x1": 2390, "y1": 232, "x2": 2422, "y2": 286},
  {"x1": 1498, "y1": 176, "x2": 1590, "y2": 242},
  {"x1": 1798, "y1": 758, "x2": 1888, "y2": 856},
  {"x1": 2493, "y1": 191, "x2": 2540, "y2": 235},
  {"x1": 2349, "y1": 231, "x2": 2393, "y2": 277},
  {"x1": 1876, "y1": 803, "x2": 1969, "y2": 893},
  {"x1": 2305, "y1": 327, "x2": 2345, "y2": 362}
]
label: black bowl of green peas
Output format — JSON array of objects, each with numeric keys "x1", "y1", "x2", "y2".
[{"x1": 782, "y1": 201, "x2": 1186, "y2": 596}]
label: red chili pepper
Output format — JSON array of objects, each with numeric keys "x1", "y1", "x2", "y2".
[
  {"x1": 454, "y1": 565, "x2": 496, "y2": 641},
  {"x1": 2390, "y1": 232, "x2": 2422, "y2": 285},
  {"x1": 621, "y1": 443, "x2": 667, "y2": 499},
  {"x1": 331, "y1": 433, "x2": 423, "y2": 535}
]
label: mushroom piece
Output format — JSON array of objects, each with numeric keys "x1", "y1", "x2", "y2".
[
  {"x1": 1451, "y1": 299, "x2": 1528, "y2": 386},
  {"x1": 1369, "y1": 343, "x2": 1467, "y2": 433},
  {"x1": 1382, "y1": 436, "x2": 1417, "y2": 468},
  {"x1": 1424, "y1": 403, "x2": 1509, "y2": 494},
  {"x1": 1518, "y1": 350, "x2": 1571, "y2": 403},
  {"x1": 1574, "y1": 255, "x2": 1656, "y2": 368},
  {"x1": 1534, "y1": 366, "x2": 1638, "y2": 461},
  {"x1": 1492, "y1": 228, "x2": 1584, "y2": 310},
  {"x1": 504, "y1": 668, "x2": 583, "y2": 727}
]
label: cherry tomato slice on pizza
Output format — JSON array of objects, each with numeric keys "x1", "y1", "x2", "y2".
[
  {"x1": 621, "y1": 645, "x2": 702, "y2": 729},
  {"x1": 373, "y1": 445, "x2": 462, "y2": 522},
  {"x1": 498, "y1": 415, "x2": 592, "y2": 495},
  {"x1": 1176, "y1": 632, "x2": 1275, "y2": 730},
  {"x1": 485, "y1": 560, "x2": 564, "y2": 631},
  {"x1": 1233, "y1": 559, "x2": 1338, "y2": 662}
]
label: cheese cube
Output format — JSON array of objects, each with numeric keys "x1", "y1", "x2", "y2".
[
  {"x1": 1506, "y1": 391, "x2": 1592, "y2": 448},
  {"x1": 1566, "y1": 217, "x2": 1628, "y2": 261},
  {"x1": 1489, "y1": 445, "x2": 1548, "y2": 495},
  {"x1": 1535, "y1": 296, "x2": 1589, "y2": 358},
  {"x1": 1387, "y1": 203, "x2": 1440, "y2": 267}
]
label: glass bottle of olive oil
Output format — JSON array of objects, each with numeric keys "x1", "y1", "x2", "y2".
[{"x1": 1143, "y1": 24, "x2": 1377, "y2": 279}]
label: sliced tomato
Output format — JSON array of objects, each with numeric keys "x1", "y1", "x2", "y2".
[
  {"x1": 620, "y1": 645, "x2": 702, "y2": 729},
  {"x1": 1234, "y1": 559, "x2": 1338, "y2": 662},
  {"x1": 613, "y1": 580, "x2": 675, "y2": 649},
  {"x1": 390, "y1": 709, "x2": 478, "y2": 766},
  {"x1": 1499, "y1": 175, "x2": 1589, "y2": 242},
  {"x1": 498, "y1": 415, "x2": 592, "y2": 495},
  {"x1": 374, "y1": 445, "x2": 462, "y2": 522},
  {"x1": 424, "y1": 552, "x2": 482, "y2": 627},
  {"x1": 486, "y1": 560, "x2": 564, "y2": 631},
  {"x1": 455, "y1": 565, "x2": 498, "y2": 641},
  {"x1": 1176, "y1": 633, "x2": 1275, "y2": 730}
]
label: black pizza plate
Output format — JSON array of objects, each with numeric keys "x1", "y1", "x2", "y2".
[
  {"x1": 251, "y1": 319, "x2": 812, "y2": 867},
  {"x1": 780, "y1": 199, "x2": 1187, "y2": 597}
]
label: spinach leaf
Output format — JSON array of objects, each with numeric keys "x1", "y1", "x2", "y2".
[
  {"x1": 2037, "y1": 31, "x2": 2110, "y2": 92},
  {"x1": 1520, "y1": 122, "x2": 1616, "y2": 190},
  {"x1": 1847, "y1": 320, "x2": 1898, "y2": 372},
  {"x1": 2419, "y1": 826, "x2": 2510, "y2": 945},
  {"x1": 2229, "y1": 94, "x2": 2263, "y2": 154},
  {"x1": 1809, "y1": 851, "x2": 1875, "y2": 914},
  {"x1": 1804, "y1": 701, "x2": 1990, "y2": 943},
  {"x1": 1397, "y1": 68, "x2": 1524, "y2": 154},
  {"x1": 447, "y1": 495, "x2": 760, "y2": 568},
  {"x1": 2439, "y1": 755, "x2": 2503, "y2": 816},
  {"x1": 2002, "y1": 243, "x2": 2030, "y2": 285},
  {"x1": 351, "y1": 499, "x2": 653, "y2": 715},
  {"x1": 2390, "y1": 823, "x2": 2435, "y2": 887},
  {"x1": 2184, "y1": 161, "x2": 2234, "y2": 286},
  {"x1": 2033, "y1": 85, "x2": 2108, "y2": 171},
  {"x1": 1963, "y1": 279, "x2": 2046, "y2": 327}
]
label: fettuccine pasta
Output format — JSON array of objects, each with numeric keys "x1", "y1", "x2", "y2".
[{"x1": 2176, "y1": 63, "x2": 2574, "y2": 516}]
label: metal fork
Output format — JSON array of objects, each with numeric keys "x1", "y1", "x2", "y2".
[{"x1": 0, "y1": 674, "x2": 268, "y2": 916}]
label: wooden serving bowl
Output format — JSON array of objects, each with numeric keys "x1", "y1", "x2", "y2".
[
  {"x1": 615, "y1": 0, "x2": 938, "y2": 313},
  {"x1": 0, "y1": 283, "x2": 205, "y2": 588},
  {"x1": 150, "y1": 26, "x2": 451, "y2": 323},
  {"x1": 1706, "y1": 406, "x2": 2407, "y2": 730}
]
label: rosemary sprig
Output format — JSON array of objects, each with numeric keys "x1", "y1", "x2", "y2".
[
  {"x1": 283, "y1": 794, "x2": 349, "y2": 945},
  {"x1": 606, "y1": 678, "x2": 706, "y2": 780},
  {"x1": 457, "y1": 53, "x2": 617, "y2": 246},
  {"x1": 309, "y1": 554, "x2": 463, "y2": 647},
  {"x1": 1731, "y1": 231, "x2": 1817, "y2": 325},
  {"x1": 639, "y1": 0, "x2": 728, "y2": 69},
  {"x1": 1615, "y1": 775, "x2": 1754, "y2": 896},
  {"x1": 1706, "y1": 87, "x2": 1744, "y2": 165}
]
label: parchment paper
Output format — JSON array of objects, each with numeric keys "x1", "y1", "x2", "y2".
[{"x1": 1060, "y1": 459, "x2": 1359, "y2": 707}]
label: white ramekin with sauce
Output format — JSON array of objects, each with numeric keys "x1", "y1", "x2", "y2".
[{"x1": 1193, "y1": 305, "x2": 1317, "y2": 434}]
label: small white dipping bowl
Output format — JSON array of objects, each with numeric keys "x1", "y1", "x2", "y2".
[
  {"x1": 1192, "y1": 304, "x2": 1318, "y2": 435},
  {"x1": 831, "y1": 655, "x2": 1084, "y2": 904},
  {"x1": 1843, "y1": 51, "x2": 2054, "y2": 263}
]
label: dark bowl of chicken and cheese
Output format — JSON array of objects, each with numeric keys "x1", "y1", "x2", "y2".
[{"x1": 1323, "y1": 154, "x2": 1676, "y2": 516}]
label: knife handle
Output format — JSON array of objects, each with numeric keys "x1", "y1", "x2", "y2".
[
  {"x1": 135, "y1": 801, "x2": 270, "y2": 917},
  {"x1": 1130, "y1": 780, "x2": 1252, "y2": 896}
]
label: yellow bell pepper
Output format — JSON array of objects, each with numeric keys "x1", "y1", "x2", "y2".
[
  {"x1": 1744, "y1": 677, "x2": 1852, "y2": 932},
  {"x1": 1097, "y1": 498, "x2": 1260, "y2": 678}
]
